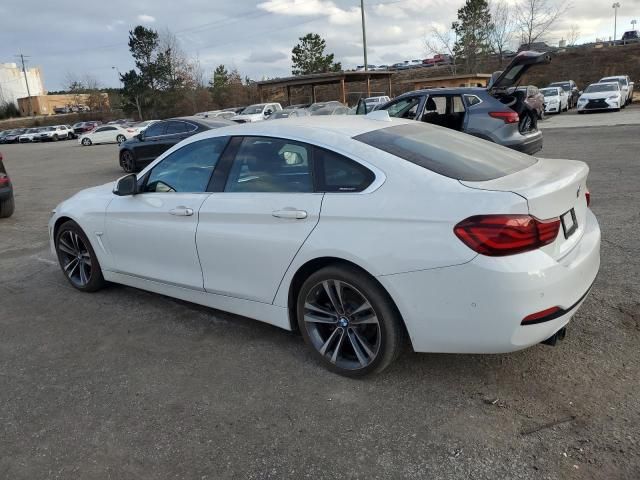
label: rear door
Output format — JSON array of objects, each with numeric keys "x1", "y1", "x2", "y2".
[{"x1": 196, "y1": 136, "x2": 323, "y2": 303}]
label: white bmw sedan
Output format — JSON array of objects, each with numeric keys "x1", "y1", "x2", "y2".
[{"x1": 49, "y1": 115, "x2": 600, "y2": 376}]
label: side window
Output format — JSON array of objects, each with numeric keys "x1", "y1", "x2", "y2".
[
  {"x1": 104, "y1": 126, "x2": 117, "y2": 131},
  {"x1": 225, "y1": 137, "x2": 312, "y2": 193},
  {"x1": 145, "y1": 122, "x2": 166, "y2": 137},
  {"x1": 315, "y1": 148, "x2": 374, "y2": 192},
  {"x1": 425, "y1": 96, "x2": 446, "y2": 114},
  {"x1": 165, "y1": 121, "x2": 188, "y2": 135},
  {"x1": 144, "y1": 137, "x2": 228, "y2": 193},
  {"x1": 452, "y1": 96, "x2": 465, "y2": 113},
  {"x1": 385, "y1": 96, "x2": 421, "y2": 119},
  {"x1": 94, "y1": 127, "x2": 106, "y2": 132},
  {"x1": 464, "y1": 94, "x2": 482, "y2": 106}
]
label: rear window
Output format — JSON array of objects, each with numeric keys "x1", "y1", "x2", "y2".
[{"x1": 353, "y1": 123, "x2": 537, "y2": 181}]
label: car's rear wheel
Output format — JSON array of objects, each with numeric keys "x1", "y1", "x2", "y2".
[
  {"x1": 0, "y1": 194, "x2": 15, "y2": 218},
  {"x1": 81, "y1": 138, "x2": 91, "y2": 146},
  {"x1": 120, "y1": 150, "x2": 136, "y2": 173},
  {"x1": 55, "y1": 221, "x2": 105, "y2": 292},
  {"x1": 52, "y1": 135, "x2": 59, "y2": 142},
  {"x1": 116, "y1": 134, "x2": 126, "y2": 144},
  {"x1": 519, "y1": 110, "x2": 536, "y2": 133},
  {"x1": 297, "y1": 265, "x2": 405, "y2": 376}
]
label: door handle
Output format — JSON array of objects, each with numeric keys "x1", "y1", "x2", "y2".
[
  {"x1": 272, "y1": 209, "x2": 307, "y2": 219},
  {"x1": 169, "y1": 206, "x2": 194, "y2": 216}
]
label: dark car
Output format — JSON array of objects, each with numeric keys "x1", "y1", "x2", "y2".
[
  {"x1": 2, "y1": 129, "x2": 27, "y2": 144},
  {"x1": 547, "y1": 80, "x2": 580, "y2": 108},
  {"x1": 358, "y1": 51, "x2": 550, "y2": 155},
  {"x1": 118, "y1": 117, "x2": 235, "y2": 173},
  {"x1": 73, "y1": 121, "x2": 102, "y2": 135},
  {"x1": 0, "y1": 153, "x2": 14, "y2": 218},
  {"x1": 621, "y1": 30, "x2": 639, "y2": 44}
]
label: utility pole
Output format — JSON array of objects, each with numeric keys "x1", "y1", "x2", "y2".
[
  {"x1": 612, "y1": 3, "x2": 621, "y2": 44},
  {"x1": 16, "y1": 53, "x2": 34, "y2": 116},
  {"x1": 360, "y1": 0, "x2": 368, "y2": 71}
]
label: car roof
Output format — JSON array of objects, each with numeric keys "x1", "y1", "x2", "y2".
[{"x1": 398, "y1": 87, "x2": 487, "y2": 97}]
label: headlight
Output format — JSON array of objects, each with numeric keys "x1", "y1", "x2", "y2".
[
  {"x1": 607, "y1": 95, "x2": 619, "y2": 100},
  {"x1": 578, "y1": 98, "x2": 587, "y2": 103}
]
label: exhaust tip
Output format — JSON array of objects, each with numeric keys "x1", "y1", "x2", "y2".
[{"x1": 541, "y1": 327, "x2": 567, "y2": 346}]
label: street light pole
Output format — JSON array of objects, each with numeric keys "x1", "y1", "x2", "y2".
[
  {"x1": 112, "y1": 66, "x2": 122, "y2": 89},
  {"x1": 612, "y1": 2, "x2": 621, "y2": 44},
  {"x1": 360, "y1": 0, "x2": 368, "y2": 71}
]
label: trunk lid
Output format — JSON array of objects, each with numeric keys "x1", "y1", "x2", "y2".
[
  {"x1": 460, "y1": 158, "x2": 589, "y2": 259},
  {"x1": 487, "y1": 51, "x2": 552, "y2": 93}
]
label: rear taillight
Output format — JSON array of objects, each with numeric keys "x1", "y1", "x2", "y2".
[
  {"x1": 454, "y1": 214, "x2": 561, "y2": 256},
  {"x1": 0, "y1": 173, "x2": 9, "y2": 186},
  {"x1": 489, "y1": 111, "x2": 519, "y2": 124},
  {"x1": 585, "y1": 189, "x2": 590, "y2": 207}
]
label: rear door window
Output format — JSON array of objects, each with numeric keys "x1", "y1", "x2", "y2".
[
  {"x1": 354, "y1": 123, "x2": 537, "y2": 181},
  {"x1": 314, "y1": 148, "x2": 374, "y2": 192}
]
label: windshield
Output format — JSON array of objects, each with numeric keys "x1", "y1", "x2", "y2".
[
  {"x1": 241, "y1": 105, "x2": 265, "y2": 114},
  {"x1": 44, "y1": 127, "x2": 55, "y2": 131},
  {"x1": 586, "y1": 84, "x2": 618, "y2": 93},
  {"x1": 601, "y1": 77, "x2": 627, "y2": 86},
  {"x1": 549, "y1": 83, "x2": 570, "y2": 91},
  {"x1": 25, "y1": 128, "x2": 38, "y2": 133},
  {"x1": 354, "y1": 123, "x2": 536, "y2": 182},
  {"x1": 540, "y1": 88, "x2": 559, "y2": 97}
]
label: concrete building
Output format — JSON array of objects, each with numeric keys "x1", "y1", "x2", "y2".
[
  {"x1": 0, "y1": 63, "x2": 45, "y2": 108},
  {"x1": 17, "y1": 93, "x2": 110, "y2": 116}
]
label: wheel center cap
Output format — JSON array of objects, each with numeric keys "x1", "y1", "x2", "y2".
[{"x1": 338, "y1": 317, "x2": 349, "y2": 327}]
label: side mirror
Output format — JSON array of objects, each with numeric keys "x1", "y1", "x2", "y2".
[
  {"x1": 356, "y1": 98, "x2": 368, "y2": 115},
  {"x1": 114, "y1": 174, "x2": 138, "y2": 196}
]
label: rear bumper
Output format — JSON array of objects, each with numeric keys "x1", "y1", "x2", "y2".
[
  {"x1": 378, "y1": 209, "x2": 601, "y2": 354},
  {"x1": 503, "y1": 131, "x2": 543, "y2": 155}
]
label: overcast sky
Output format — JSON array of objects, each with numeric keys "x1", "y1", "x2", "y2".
[{"x1": 2, "y1": 0, "x2": 638, "y2": 91}]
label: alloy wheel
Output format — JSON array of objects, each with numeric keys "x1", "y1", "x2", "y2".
[
  {"x1": 303, "y1": 279, "x2": 381, "y2": 370},
  {"x1": 82, "y1": 138, "x2": 91, "y2": 146},
  {"x1": 121, "y1": 151, "x2": 135, "y2": 172},
  {"x1": 116, "y1": 134, "x2": 126, "y2": 144},
  {"x1": 57, "y1": 230, "x2": 93, "y2": 288}
]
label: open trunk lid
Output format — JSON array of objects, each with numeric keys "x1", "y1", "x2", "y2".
[
  {"x1": 487, "y1": 51, "x2": 552, "y2": 93},
  {"x1": 460, "y1": 157, "x2": 590, "y2": 259}
]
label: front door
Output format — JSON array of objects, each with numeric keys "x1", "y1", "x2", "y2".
[
  {"x1": 196, "y1": 136, "x2": 323, "y2": 303},
  {"x1": 104, "y1": 136, "x2": 229, "y2": 289},
  {"x1": 136, "y1": 121, "x2": 168, "y2": 164}
]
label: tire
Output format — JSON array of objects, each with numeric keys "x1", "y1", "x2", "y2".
[
  {"x1": 120, "y1": 150, "x2": 137, "y2": 173},
  {"x1": 578, "y1": 110, "x2": 585, "y2": 114},
  {"x1": 52, "y1": 135, "x2": 59, "y2": 142},
  {"x1": 519, "y1": 110, "x2": 536, "y2": 134},
  {"x1": 54, "y1": 220, "x2": 105, "y2": 292},
  {"x1": 116, "y1": 134, "x2": 126, "y2": 144},
  {"x1": 0, "y1": 194, "x2": 15, "y2": 218},
  {"x1": 81, "y1": 138, "x2": 92, "y2": 146},
  {"x1": 296, "y1": 265, "x2": 405, "y2": 377}
]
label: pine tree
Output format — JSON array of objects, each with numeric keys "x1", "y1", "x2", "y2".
[
  {"x1": 291, "y1": 33, "x2": 342, "y2": 76},
  {"x1": 452, "y1": 0, "x2": 493, "y2": 72}
]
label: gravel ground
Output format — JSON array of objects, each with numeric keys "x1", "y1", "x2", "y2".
[{"x1": 0, "y1": 121, "x2": 638, "y2": 479}]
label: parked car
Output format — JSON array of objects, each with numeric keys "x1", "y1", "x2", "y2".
[
  {"x1": 37, "y1": 125, "x2": 75, "y2": 141},
  {"x1": 311, "y1": 105, "x2": 351, "y2": 116},
  {"x1": 598, "y1": 75, "x2": 633, "y2": 105},
  {"x1": 223, "y1": 107, "x2": 246, "y2": 114},
  {"x1": 50, "y1": 115, "x2": 600, "y2": 376},
  {"x1": 308, "y1": 101, "x2": 344, "y2": 113},
  {"x1": 195, "y1": 111, "x2": 236, "y2": 120},
  {"x1": 540, "y1": 87, "x2": 569, "y2": 114},
  {"x1": 577, "y1": 82, "x2": 623, "y2": 113},
  {"x1": 78, "y1": 125, "x2": 135, "y2": 146},
  {"x1": 0, "y1": 130, "x2": 10, "y2": 143},
  {"x1": 547, "y1": 80, "x2": 580, "y2": 109},
  {"x1": 357, "y1": 51, "x2": 551, "y2": 155},
  {"x1": 515, "y1": 85, "x2": 545, "y2": 119},
  {"x1": 118, "y1": 117, "x2": 235, "y2": 173},
  {"x1": 18, "y1": 128, "x2": 44, "y2": 143},
  {"x1": 621, "y1": 30, "x2": 639, "y2": 44},
  {"x1": 364, "y1": 96, "x2": 391, "y2": 111},
  {"x1": 1, "y1": 129, "x2": 26, "y2": 144},
  {"x1": 231, "y1": 103, "x2": 282, "y2": 123},
  {"x1": 267, "y1": 108, "x2": 311, "y2": 120},
  {"x1": 73, "y1": 121, "x2": 102, "y2": 135},
  {"x1": 0, "y1": 152, "x2": 14, "y2": 218}
]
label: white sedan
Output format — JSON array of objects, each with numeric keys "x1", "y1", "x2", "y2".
[
  {"x1": 49, "y1": 115, "x2": 600, "y2": 376},
  {"x1": 540, "y1": 87, "x2": 568, "y2": 114},
  {"x1": 577, "y1": 82, "x2": 623, "y2": 113},
  {"x1": 78, "y1": 125, "x2": 135, "y2": 146}
]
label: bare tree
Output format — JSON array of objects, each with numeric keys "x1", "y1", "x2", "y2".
[
  {"x1": 425, "y1": 26, "x2": 457, "y2": 74},
  {"x1": 489, "y1": 0, "x2": 515, "y2": 62},
  {"x1": 515, "y1": 0, "x2": 569, "y2": 47},
  {"x1": 566, "y1": 24, "x2": 580, "y2": 45}
]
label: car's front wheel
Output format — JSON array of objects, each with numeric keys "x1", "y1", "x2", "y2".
[
  {"x1": 297, "y1": 265, "x2": 405, "y2": 376},
  {"x1": 116, "y1": 134, "x2": 126, "y2": 144},
  {"x1": 120, "y1": 150, "x2": 136, "y2": 173},
  {"x1": 55, "y1": 221, "x2": 105, "y2": 292},
  {"x1": 0, "y1": 194, "x2": 14, "y2": 218},
  {"x1": 81, "y1": 138, "x2": 92, "y2": 146}
]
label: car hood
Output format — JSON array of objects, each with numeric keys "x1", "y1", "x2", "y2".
[
  {"x1": 487, "y1": 51, "x2": 552, "y2": 93},
  {"x1": 580, "y1": 91, "x2": 620, "y2": 100}
]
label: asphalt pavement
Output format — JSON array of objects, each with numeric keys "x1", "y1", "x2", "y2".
[{"x1": 0, "y1": 120, "x2": 639, "y2": 479}]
